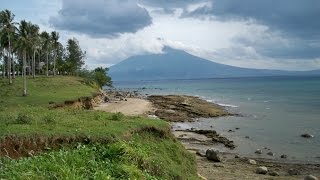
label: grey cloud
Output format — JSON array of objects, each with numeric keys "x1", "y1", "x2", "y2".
[
  {"x1": 50, "y1": 0, "x2": 152, "y2": 37},
  {"x1": 183, "y1": 0, "x2": 320, "y2": 39}
]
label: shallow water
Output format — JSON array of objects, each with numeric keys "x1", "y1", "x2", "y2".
[{"x1": 113, "y1": 76, "x2": 320, "y2": 163}]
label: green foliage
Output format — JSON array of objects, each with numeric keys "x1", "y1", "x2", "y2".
[
  {"x1": 79, "y1": 67, "x2": 112, "y2": 88},
  {"x1": 15, "y1": 112, "x2": 32, "y2": 124},
  {"x1": 0, "y1": 130, "x2": 198, "y2": 180},
  {"x1": 111, "y1": 112, "x2": 124, "y2": 121},
  {"x1": 65, "y1": 38, "x2": 85, "y2": 74}
]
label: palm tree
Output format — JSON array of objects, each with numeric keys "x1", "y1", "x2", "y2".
[
  {"x1": 51, "y1": 31, "x2": 59, "y2": 76},
  {"x1": 40, "y1": 31, "x2": 50, "y2": 76},
  {"x1": 0, "y1": 9, "x2": 17, "y2": 84},
  {"x1": 30, "y1": 23, "x2": 39, "y2": 78},
  {"x1": 17, "y1": 20, "x2": 32, "y2": 96}
]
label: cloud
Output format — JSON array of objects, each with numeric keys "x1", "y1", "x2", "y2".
[
  {"x1": 182, "y1": 0, "x2": 320, "y2": 38},
  {"x1": 50, "y1": 0, "x2": 152, "y2": 37}
]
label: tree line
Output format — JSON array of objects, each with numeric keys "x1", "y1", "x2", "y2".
[{"x1": 0, "y1": 9, "x2": 112, "y2": 96}]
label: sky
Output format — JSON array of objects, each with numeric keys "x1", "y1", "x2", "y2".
[{"x1": 2, "y1": 0, "x2": 320, "y2": 71}]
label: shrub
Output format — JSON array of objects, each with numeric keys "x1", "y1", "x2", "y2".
[
  {"x1": 43, "y1": 114, "x2": 57, "y2": 124},
  {"x1": 111, "y1": 112, "x2": 124, "y2": 121},
  {"x1": 15, "y1": 113, "x2": 32, "y2": 124}
]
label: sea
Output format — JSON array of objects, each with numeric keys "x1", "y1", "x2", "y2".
[{"x1": 113, "y1": 76, "x2": 320, "y2": 163}]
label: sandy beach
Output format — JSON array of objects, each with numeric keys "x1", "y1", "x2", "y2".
[{"x1": 94, "y1": 98, "x2": 154, "y2": 116}]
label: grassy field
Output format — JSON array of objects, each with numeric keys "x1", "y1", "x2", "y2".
[{"x1": 0, "y1": 76, "x2": 197, "y2": 179}]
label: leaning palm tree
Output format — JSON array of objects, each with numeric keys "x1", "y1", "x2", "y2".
[
  {"x1": 17, "y1": 20, "x2": 32, "y2": 96},
  {"x1": 40, "y1": 31, "x2": 51, "y2": 76},
  {"x1": 0, "y1": 9, "x2": 17, "y2": 84},
  {"x1": 51, "y1": 31, "x2": 59, "y2": 76}
]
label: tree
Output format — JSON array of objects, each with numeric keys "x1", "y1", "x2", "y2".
[
  {"x1": 51, "y1": 31, "x2": 59, "y2": 76},
  {"x1": 30, "y1": 23, "x2": 39, "y2": 78},
  {"x1": 93, "y1": 67, "x2": 112, "y2": 88},
  {"x1": 40, "y1": 31, "x2": 51, "y2": 76},
  {"x1": 65, "y1": 38, "x2": 85, "y2": 75},
  {"x1": 17, "y1": 20, "x2": 33, "y2": 96},
  {"x1": 0, "y1": 9, "x2": 17, "y2": 84}
]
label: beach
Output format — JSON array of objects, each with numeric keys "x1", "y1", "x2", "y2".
[
  {"x1": 95, "y1": 90, "x2": 320, "y2": 179},
  {"x1": 94, "y1": 97, "x2": 154, "y2": 116}
]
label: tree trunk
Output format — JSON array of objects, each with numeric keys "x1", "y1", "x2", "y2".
[
  {"x1": 2, "y1": 52, "x2": 5, "y2": 78},
  {"x1": 8, "y1": 36, "x2": 12, "y2": 84},
  {"x1": 38, "y1": 51, "x2": 41, "y2": 74},
  {"x1": 23, "y1": 50, "x2": 27, "y2": 96},
  {"x1": 33, "y1": 50, "x2": 36, "y2": 79},
  {"x1": 53, "y1": 53, "x2": 56, "y2": 76},
  {"x1": 12, "y1": 52, "x2": 15, "y2": 79},
  {"x1": 46, "y1": 52, "x2": 49, "y2": 76}
]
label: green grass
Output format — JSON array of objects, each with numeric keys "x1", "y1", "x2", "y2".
[
  {"x1": 0, "y1": 131, "x2": 197, "y2": 179},
  {"x1": 0, "y1": 76, "x2": 97, "y2": 108},
  {"x1": 0, "y1": 76, "x2": 198, "y2": 179}
]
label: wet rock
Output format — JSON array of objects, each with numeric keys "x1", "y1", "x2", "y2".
[
  {"x1": 212, "y1": 136, "x2": 236, "y2": 149},
  {"x1": 288, "y1": 168, "x2": 301, "y2": 175},
  {"x1": 228, "y1": 129, "x2": 235, "y2": 133},
  {"x1": 245, "y1": 136, "x2": 250, "y2": 139},
  {"x1": 255, "y1": 149, "x2": 262, "y2": 154},
  {"x1": 305, "y1": 175, "x2": 319, "y2": 180},
  {"x1": 248, "y1": 159, "x2": 257, "y2": 165},
  {"x1": 206, "y1": 149, "x2": 222, "y2": 162},
  {"x1": 235, "y1": 155, "x2": 240, "y2": 158},
  {"x1": 267, "y1": 152, "x2": 275, "y2": 156},
  {"x1": 196, "y1": 150, "x2": 206, "y2": 157},
  {"x1": 301, "y1": 133, "x2": 314, "y2": 138},
  {"x1": 256, "y1": 166, "x2": 268, "y2": 174},
  {"x1": 269, "y1": 171, "x2": 280, "y2": 176},
  {"x1": 235, "y1": 127, "x2": 240, "y2": 130},
  {"x1": 280, "y1": 154, "x2": 287, "y2": 159}
]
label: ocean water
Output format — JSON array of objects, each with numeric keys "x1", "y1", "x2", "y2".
[{"x1": 113, "y1": 76, "x2": 320, "y2": 163}]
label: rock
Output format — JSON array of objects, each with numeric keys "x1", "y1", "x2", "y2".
[
  {"x1": 288, "y1": 168, "x2": 301, "y2": 175},
  {"x1": 235, "y1": 127, "x2": 240, "y2": 130},
  {"x1": 206, "y1": 149, "x2": 222, "y2": 162},
  {"x1": 228, "y1": 129, "x2": 235, "y2": 132},
  {"x1": 103, "y1": 96, "x2": 110, "y2": 102},
  {"x1": 267, "y1": 152, "x2": 275, "y2": 156},
  {"x1": 269, "y1": 171, "x2": 280, "y2": 176},
  {"x1": 248, "y1": 159, "x2": 257, "y2": 165},
  {"x1": 210, "y1": 125, "x2": 213, "y2": 128},
  {"x1": 245, "y1": 136, "x2": 250, "y2": 139},
  {"x1": 235, "y1": 155, "x2": 240, "y2": 158},
  {"x1": 305, "y1": 175, "x2": 319, "y2": 180},
  {"x1": 255, "y1": 149, "x2": 262, "y2": 154},
  {"x1": 256, "y1": 166, "x2": 268, "y2": 174},
  {"x1": 301, "y1": 133, "x2": 314, "y2": 138},
  {"x1": 196, "y1": 150, "x2": 206, "y2": 157},
  {"x1": 280, "y1": 154, "x2": 287, "y2": 159}
]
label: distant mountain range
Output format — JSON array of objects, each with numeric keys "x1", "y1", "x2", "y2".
[{"x1": 109, "y1": 47, "x2": 320, "y2": 81}]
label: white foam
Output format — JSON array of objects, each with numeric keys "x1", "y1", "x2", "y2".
[{"x1": 217, "y1": 103, "x2": 238, "y2": 108}]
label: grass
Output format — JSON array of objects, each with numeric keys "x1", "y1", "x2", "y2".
[
  {"x1": 0, "y1": 76, "x2": 97, "y2": 108},
  {"x1": 0, "y1": 76, "x2": 198, "y2": 179}
]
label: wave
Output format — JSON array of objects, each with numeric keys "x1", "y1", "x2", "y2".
[{"x1": 217, "y1": 103, "x2": 238, "y2": 108}]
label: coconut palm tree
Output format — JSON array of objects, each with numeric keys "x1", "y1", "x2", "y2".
[
  {"x1": 51, "y1": 31, "x2": 59, "y2": 76},
  {"x1": 40, "y1": 31, "x2": 50, "y2": 76},
  {"x1": 0, "y1": 9, "x2": 17, "y2": 84},
  {"x1": 17, "y1": 20, "x2": 32, "y2": 96},
  {"x1": 29, "y1": 23, "x2": 39, "y2": 78}
]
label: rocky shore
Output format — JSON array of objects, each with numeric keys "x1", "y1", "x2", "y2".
[{"x1": 99, "y1": 90, "x2": 320, "y2": 179}]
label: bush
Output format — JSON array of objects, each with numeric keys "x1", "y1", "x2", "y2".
[
  {"x1": 111, "y1": 112, "x2": 124, "y2": 121},
  {"x1": 15, "y1": 113, "x2": 32, "y2": 124},
  {"x1": 43, "y1": 114, "x2": 57, "y2": 124}
]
